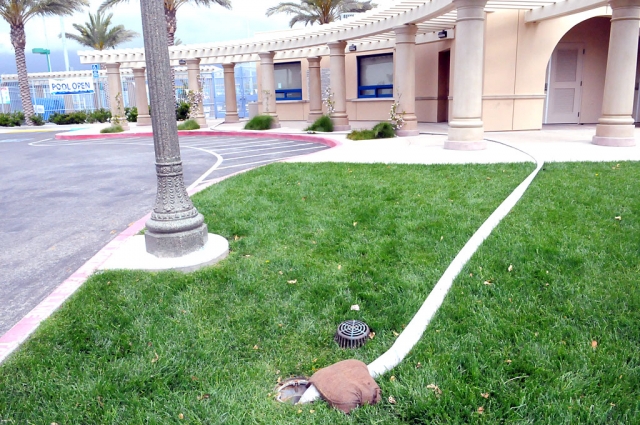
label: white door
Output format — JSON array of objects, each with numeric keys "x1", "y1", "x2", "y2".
[{"x1": 546, "y1": 43, "x2": 584, "y2": 124}]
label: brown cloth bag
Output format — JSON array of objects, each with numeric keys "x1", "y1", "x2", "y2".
[{"x1": 308, "y1": 359, "x2": 381, "y2": 414}]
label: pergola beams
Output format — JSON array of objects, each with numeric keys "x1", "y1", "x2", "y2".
[{"x1": 524, "y1": 0, "x2": 608, "y2": 22}]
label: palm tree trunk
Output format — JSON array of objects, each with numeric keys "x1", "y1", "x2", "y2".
[{"x1": 11, "y1": 23, "x2": 34, "y2": 126}]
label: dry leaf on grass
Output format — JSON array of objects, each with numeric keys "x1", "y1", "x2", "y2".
[
  {"x1": 615, "y1": 216, "x2": 622, "y2": 221},
  {"x1": 390, "y1": 376, "x2": 396, "y2": 382},
  {"x1": 508, "y1": 264, "x2": 513, "y2": 272},
  {"x1": 178, "y1": 413, "x2": 184, "y2": 420},
  {"x1": 591, "y1": 340, "x2": 598, "y2": 349},
  {"x1": 388, "y1": 396, "x2": 397, "y2": 404},
  {"x1": 477, "y1": 407, "x2": 484, "y2": 414},
  {"x1": 426, "y1": 384, "x2": 442, "y2": 395},
  {"x1": 483, "y1": 280, "x2": 492, "y2": 285},
  {"x1": 151, "y1": 352, "x2": 159, "y2": 363},
  {"x1": 393, "y1": 331, "x2": 399, "y2": 337},
  {"x1": 351, "y1": 304, "x2": 360, "y2": 311},
  {"x1": 368, "y1": 331, "x2": 376, "y2": 340},
  {"x1": 287, "y1": 279, "x2": 297, "y2": 284},
  {"x1": 481, "y1": 392, "x2": 490, "y2": 399}
]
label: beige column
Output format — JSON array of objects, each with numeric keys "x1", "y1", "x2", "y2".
[
  {"x1": 258, "y1": 51, "x2": 280, "y2": 128},
  {"x1": 105, "y1": 62, "x2": 129, "y2": 130},
  {"x1": 186, "y1": 58, "x2": 207, "y2": 127},
  {"x1": 327, "y1": 41, "x2": 350, "y2": 131},
  {"x1": 307, "y1": 56, "x2": 323, "y2": 122},
  {"x1": 445, "y1": 0, "x2": 488, "y2": 150},
  {"x1": 592, "y1": 0, "x2": 640, "y2": 147},
  {"x1": 394, "y1": 24, "x2": 419, "y2": 137},
  {"x1": 132, "y1": 67, "x2": 151, "y2": 126},
  {"x1": 222, "y1": 62, "x2": 239, "y2": 123}
]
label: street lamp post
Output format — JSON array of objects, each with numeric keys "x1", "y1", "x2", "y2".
[
  {"x1": 32, "y1": 48, "x2": 51, "y2": 72},
  {"x1": 139, "y1": 0, "x2": 208, "y2": 257}
]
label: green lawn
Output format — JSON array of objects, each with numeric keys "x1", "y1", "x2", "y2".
[{"x1": 1, "y1": 162, "x2": 638, "y2": 424}]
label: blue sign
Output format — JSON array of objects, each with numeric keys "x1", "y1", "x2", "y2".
[{"x1": 91, "y1": 64, "x2": 100, "y2": 79}]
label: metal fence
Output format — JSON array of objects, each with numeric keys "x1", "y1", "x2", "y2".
[{"x1": 0, "y1": 63, "x2": 257, "y2": 120}]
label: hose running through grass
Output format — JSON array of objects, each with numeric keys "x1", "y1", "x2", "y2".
[{"x1": 299, "y1": 137, "x2": 544, "y2": 404}]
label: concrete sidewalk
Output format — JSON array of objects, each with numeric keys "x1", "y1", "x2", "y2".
[{"x1": 50, "y1": 119, "x2": 640, "y2": 164}]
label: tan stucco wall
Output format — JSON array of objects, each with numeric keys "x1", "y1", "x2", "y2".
[
  {"x1": 259, "y1": 6, "x2": 613, "y2": 130},
  {"x1": 482, "y1": 7, "x2": 611, "y2": 131}
]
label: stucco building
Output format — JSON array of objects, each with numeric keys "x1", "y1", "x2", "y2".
[{"x1": 79, "y1": 0, "x2": 640, "y2": 149}]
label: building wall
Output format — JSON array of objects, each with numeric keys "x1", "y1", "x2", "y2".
[{"x1": 264, "y1": 6, "x2": 612, "y2": 130}]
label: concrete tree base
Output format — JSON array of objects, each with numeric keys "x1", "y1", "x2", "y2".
[{"x1": 101, "y1": 233, "x2": 229, "y2": 273}]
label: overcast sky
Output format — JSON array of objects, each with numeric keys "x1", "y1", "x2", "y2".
[{"x1": 0, "y1": 0, "x2": 392, "y2": 74}]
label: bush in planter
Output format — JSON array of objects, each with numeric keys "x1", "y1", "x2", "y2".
[
  {"x1": 244, "y1": 115, "x2": 274, "y2": 130},
  {"x1": 176, "y1": 101, "x2": 190, "y2": 121},
  {"x1": 30, "y1": 114, "x2": 45, "y2": 126},
  {"x1": 372, "y1": 121, "x2": 395, "y2": 138},
  {"x1": 0, "y1": 112, "x2": 24, "y2": 127},
  {"x1": 86, "y1": 108, "x2": 111, "y2": 123},
  {"x1": 305, "y1": 114, "x2": 333, "y2": 132},
  {"x1": 346, "y1": 122, "x2": 396, "y2": 141},
  {"x1": 100, "y1": 124, "x2": 124, "y2": 133},
  {"x1": 125, "y1": 106, "x2": 138, "y2": 123},
  {"x1": 48, "y1": 111, "x2": 87, "y2": 125},
  {"x1": 177, "y1": 119, "x2": 200, "y2": 130}
]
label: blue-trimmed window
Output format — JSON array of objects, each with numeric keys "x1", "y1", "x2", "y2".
[
  {"x1": 358, "y1": 53, "x2": 394, "y2": 98},
  {"x1": 275, "y1": 61, "x2": 303, "y2": 101}
]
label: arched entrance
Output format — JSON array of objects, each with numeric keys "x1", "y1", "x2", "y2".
[{"x1": 544, "y1": 17, "x2": 611, "y2": 124}]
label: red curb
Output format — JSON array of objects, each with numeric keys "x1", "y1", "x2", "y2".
[{"x1": 55, "y1": 129, "x2": 343, "y2": 148}]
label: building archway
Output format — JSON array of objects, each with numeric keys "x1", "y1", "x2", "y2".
[{"x1": 543, "y1": 17, "x2": 612, "y2": 124}]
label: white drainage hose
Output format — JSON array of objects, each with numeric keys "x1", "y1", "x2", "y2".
[{"x1": 299, "y1": 139, "x2": 543, "y2": 404}]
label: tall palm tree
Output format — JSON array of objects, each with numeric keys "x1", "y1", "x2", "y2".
[
  {"x1": 266, "y1": 0, "x2": 375, "y2": 27},
  {"x1": 65, "y1": 11, "x2": 138, "y2": 51},
  {"x1": 98, "y1": 0, "x2": 232, "y2": 47},
  {"x1": 0, "y1": 0, "x2": 89, "y2": 125}
]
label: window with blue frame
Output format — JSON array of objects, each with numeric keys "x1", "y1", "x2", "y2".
[
  {"x1": 358, "y1": 53, "x2": 394, "y2": 98},
  {"x1": 274, "y1": 62, "x2": 302, "y2": 100}
]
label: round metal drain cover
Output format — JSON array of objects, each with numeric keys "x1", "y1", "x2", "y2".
[
  {"x1": 275, "y1": 377, "x2": 310, "y2": 404},
  {"x1": 335, "y1": 320, "x2": 370, "y2": 349}
]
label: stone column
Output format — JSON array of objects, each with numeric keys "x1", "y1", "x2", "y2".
[
  {"x1": 445, "y1": 0, "x2": 488, "y2": 150},
  {"x1": 394, "y1": 24, "x2": 419, "y2": 137},
  {"x1": 133, "y1": 67, "x2": 151, "y2": 126},
  {"x1": 222, "y1": 62, "x2": 239, "y2": 123},
  {"x1": 258, "y1": 51, "x2": 280, "y2": 128},
  {"x1": 186, "y1": 58, "x2": 207, "y2": 127},
  {"x1": 592, "y1": 0, "x2": 640, "y2": 147},
  {"x1": 105, "y1": 62, "x2": 129, "y2": 130},
  {"x1": 307, "y1": 56, "x2": 323, "y2": 122},
  {"x1": 327, "y1": 41, "x2": 350, "y2": 131}
]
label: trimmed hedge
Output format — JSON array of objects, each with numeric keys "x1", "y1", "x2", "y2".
[
  {"x1": 305, "y1": 115, "x2": 333, "y2": 132},
  {"x1": 244, "y1": 115, "x2": 274, "y2": 130}
]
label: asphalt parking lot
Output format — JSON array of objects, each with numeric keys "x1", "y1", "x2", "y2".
[{"x1": 0, "y1": 132, "x2": 330, "y2": 336}]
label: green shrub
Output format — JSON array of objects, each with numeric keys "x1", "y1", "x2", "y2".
[
  {"x1": 346, "y1": 122, "x2": 396, "y2": 140},
  {"x1": 244, "y1": 115, "x2": 274, "y2": 130},
  {"x1": 373, "y1": 121, "x2": 395, "y2": 138},
  {"x1": 100, "y1": 125, "x2": 124, "y2": 134},
  {"x1": 29, "y1": 114, "x2": 45, "y2": 126},
  {"x1": 177, "y1": 119, "x2": 200, "y2": 130},
  {"x1": 304, "y1": 114, "x2": 333, "y2": 132},
  {"x1": 346, "y1": 129, "x2": 376, "y2": 140},
  {"x1": 175, "y1": 101, "x2": 190, "y2": 121},
  {"x1": 125, "y1": 106, "x2": 138, "y2": 123},
  {"x1": 0, "y1": 112, "x2": 24, "y2": 127},
  {"x1": 48, "y1": 111, "x2": 87, "y2": 125},
  {"x1": 86, "y1": 108, "x2": 111, "y2": 123}
]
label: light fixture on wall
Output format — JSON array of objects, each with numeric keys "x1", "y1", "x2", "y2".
[
  {"x1": 437, "y1": 30, "x2": 448, "y2": 39},
  {"x1": 178, "y1": 59, "x2": 187, "y2": 65},
  {"x1": 349, "y1": 44, "x2": 357, "y2": 52}
]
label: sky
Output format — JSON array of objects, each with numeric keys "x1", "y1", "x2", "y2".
[{"x1": 0, "y1": 0, "x2": 393, "y2": 75}]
